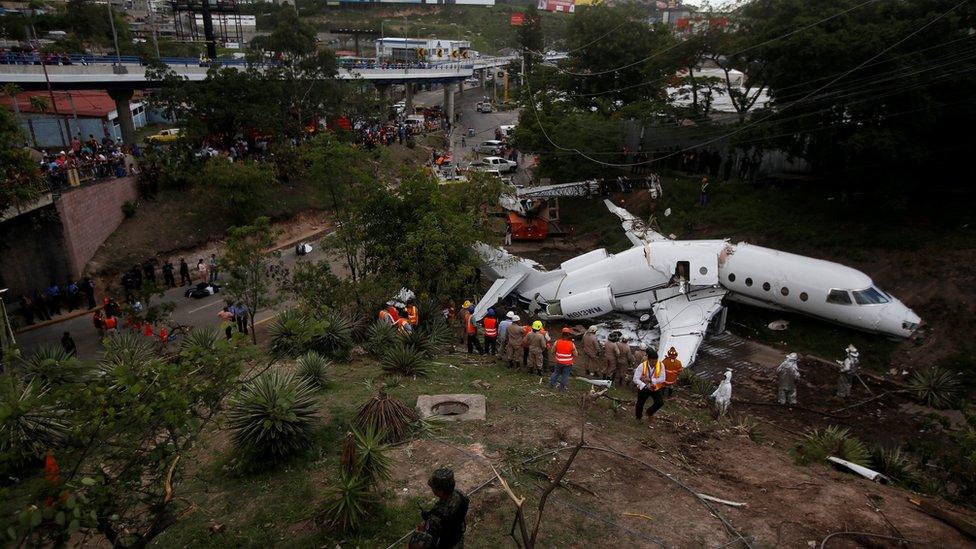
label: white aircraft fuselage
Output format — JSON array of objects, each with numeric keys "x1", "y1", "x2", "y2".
[{"x1": 478, "y1": 239, "x2": 921, "y2": 339}]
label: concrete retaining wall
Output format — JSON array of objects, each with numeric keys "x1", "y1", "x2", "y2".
[{"x1": 55, "y1": 176, "x2": 139, "y2": 278}]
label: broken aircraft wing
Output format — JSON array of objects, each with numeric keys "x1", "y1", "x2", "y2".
[
  {"x1": 473, "y1": 273, "x2": 528, "y2": 321},
  {"x1": 603, "y1": 199, "x2": 670, "y2": 246},
  {"x1": 653, "y1": 287, "x2": 727, "y2": 369}
]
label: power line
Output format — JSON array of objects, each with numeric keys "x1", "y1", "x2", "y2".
[{"x1": 525, "y1": 0, "x2": 970, "y2": 168}]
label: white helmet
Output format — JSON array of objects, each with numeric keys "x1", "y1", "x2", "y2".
[
  {"x1": 846, "y1": 344, "x2": 858, "y2": 355},
  {"x1": 506, "y1": 311, "x2": 515, "y2": 319},
  {"x1": 512, "y1": 315, "x2": 521, "y2": 322},
  {"x1": 786, "y1": 352, "x2": 798, "y2": 361}
]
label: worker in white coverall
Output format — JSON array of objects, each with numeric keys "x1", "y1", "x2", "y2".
[
  {"x1": 836, "y1": 344, "x2": 859, "y2": 398},
  {"x1": 711, "y1": 369, "x2": 733, "y2": 418},
  {"x1": 777, "y1": 352, "x2": 800, "y2": 405}
]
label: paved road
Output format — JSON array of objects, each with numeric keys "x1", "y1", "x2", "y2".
[
  {"x1": 13, "y1": 86, "x2": 519, "y2": 360},
  {"x1": 15, "y1": 241, "x2": 331, "y2": 360}
]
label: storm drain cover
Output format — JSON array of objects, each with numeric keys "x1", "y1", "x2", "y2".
[{"x1": 417, "y1": 394, "x2": 486, "y2": 421}]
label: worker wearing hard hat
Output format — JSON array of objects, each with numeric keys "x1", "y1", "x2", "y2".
[
  {"x1": 615, "y1": 336, "x2": 635, "y2": 387},
  {"x1": 581, "y1": 326, "x2": 601, "y2": 377},
  {"x1": 526, "y1": 320, "x2": 547, "y2": 376},
  {"x1": 549, "y1": 327, "x2": 578, "y2": 393},
  {"x1": 504, "y1": 315, "x2": 523, "y2": 369},
  {"x1": 404, "y1": 299, "x2": 419, "y2": 327},
  {"x1": 497, "y1": 311, "x2": 515, "y2": 358},
  {"x1": 481, "y1": 308, "x2": 499, "y2": 356},
  {"x1": 661, "y1": 346, "x2": 683, "y2": 396},
  {"x1": 602, "y1": 332, "x2": 620, "y2": 382},
  {"x1": 633, "y1": 357, "x2": 667, "y2": 422},
  {"x1": 463, "y1": 305, "x2": 484, "y2": 355}
]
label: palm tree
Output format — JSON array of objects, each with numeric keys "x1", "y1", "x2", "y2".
[{"x1": 1, "y1": 83, "x2": 32, "y2": 146}]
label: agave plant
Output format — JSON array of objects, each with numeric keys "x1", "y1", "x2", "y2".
[
  {"x1": 871, "y1": 445, "x2": 915, "y2": 482},
  {"x1": 380, "y1": 344, "x2": 430, "y2": 378},
  {"x1": 21, "y1": 345, "x2": 91, "y2": 385},
  {"x1": 352, "y1": 426, "x2": 391, "y2": 485},
  {"x1": 227, "y1": 370, "x2": 319, "y2": 461},
  {"x1": 354, "y1": 392, "x2": 418, "y2": 444},
  {"x1": 365, "y1": 320, "x2": 397, "y2": 357},
  {"x1": 180, "y1": 326, "x2": 222, "y2": 353},
  {"x1": 795, "y1": 425, "x2": 870, "y2": 467},
  {"x1": 0, "y1": 377, "x2": 69, "y2": 466},
  {"x1": 909, "y1": 366, "x2": 961, "y2": 409},
  {"x1": 296, "y1": 351, "x2": 330, "y2": 389},
  {"x1": 319, "y1": 471, "x2": 378, "y2": 532},
  {"x1": 310, "y1": 310, "x2": 354, "y2": 360},
  {"x1": 268, "y1": 309, "x2": 312, "y2": 358},
  {"x1": 415, "y1": 298, "x2": 442, "y2": 328}
]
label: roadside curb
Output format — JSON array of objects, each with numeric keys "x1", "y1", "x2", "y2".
[{"x1": 14, "y1": 306, "x2": 101, "y2": 335}]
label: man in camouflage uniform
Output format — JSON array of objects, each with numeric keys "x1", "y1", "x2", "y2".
[
  {"x1": 615, "y1": 336, "x2": 635, "y2": 387},
  {"x1": 504, "y1": 315, "x2": 524, "y2": 369},
  {"x1": 526, "y1": 321, "x2": 547, "y2": 376},
  {"x1": 602, "y1": 332, "x2": 620, "y2": 382},
  {"x1": 410, "y1": 468, "x2": 469, "y2": 549},
  {"x1": 581, "y1": 325, "x2": 602, "y2": 377}
]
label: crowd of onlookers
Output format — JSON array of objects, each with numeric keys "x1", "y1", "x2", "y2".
[
  {"x1": 40, "y1": 135, "x2": 140, "y2": 190},
  {"x1": 629, "y1": 146, "x2": 765, "y2": 182},
  {"x1": 0, "y1": 49, "x2": 85, "y2": 66},
  {"x1": 16, "y1": 278, "x2": 97, "y2": 326}
]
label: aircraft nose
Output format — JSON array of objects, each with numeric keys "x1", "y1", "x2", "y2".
[{"x1": 900, "y1": 308, "x2": 922, "y2": 336}]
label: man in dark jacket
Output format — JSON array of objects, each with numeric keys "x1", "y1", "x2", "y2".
[{"x1": 411, "y1": 468, "x2": 469, "y2": 549}]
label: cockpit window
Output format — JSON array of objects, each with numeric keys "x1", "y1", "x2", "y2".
[
  {"x1": 826, "y1": 289, "x2": 852, "y2": 305},
  {"x1": 853, "y1": 287, "x2": 890, "y2": 305}
]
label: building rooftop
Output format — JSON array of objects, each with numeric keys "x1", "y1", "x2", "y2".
[{"x1": 0, "y1": 90, "x2": 140, "y2": 117}]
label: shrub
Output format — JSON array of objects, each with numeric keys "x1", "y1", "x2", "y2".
[
  {"x1": 319, "y1": 471, "x2": 378, "y2": 532},
  {"x1": 227, "y1": 370, "x2": 319, "y2": 462},
  {"x1": 795, "y1": 425, "x2": 870, "y2": 467},
  {"x1": 380, "y1": 344, "x2": 430, "y2": 378},
  {"x1": 310, "y1": 310, "x2": 354, "y2": 360},
  {"x1": 871, "y1": 445, "x2": 915, "y2": 483},
  {"x1": 909, "y1": 366, "x2": 961, "y2": 409},
  {"x1": 352, "y1": 426, "x2": 391, "y2": 485},
  {"x1": 21, "y1": 345, "x2": 91, "y2": 385},
  {"x1": 296, "y1": 351, "x2": 330, "y2": 389},
  {"x1": 679, "y1": 369, "x2": 714, "y2": 400},
  {"x1": 0, "y1": 377, "x2": 69, "y2": 468},
  {"x1": 180, "y1": 326, "x2": 221, "y2": 352},
  {"x1": 268, "y1": 309, "x2": 311, "y2": 358},
  {"x1": 121, "y1": 200, "x2": 137, "y2": 218},
  {"x1": 365, "y1": 319, "x2": 397, "y2": 357},
  {"x1": 354, "y1": 392, "x2": 417, "y2": 444}
]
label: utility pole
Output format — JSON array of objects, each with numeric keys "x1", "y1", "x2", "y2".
[{"x1": 107, "y1": 0, "x2": 122, "y2": 65}]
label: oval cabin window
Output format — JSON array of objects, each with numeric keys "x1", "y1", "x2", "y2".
[
  {"x1": 762, "y1": 282, "x2": 771, "y2": 291},
  {"x1": 745, "y1": 278, "x2": 753, "y2": 287},
  {"x1": 800, "y1": 292, "x2": 809, "y2": 302},
  {"x1": 728, "y1": 274, "x2": 736, "y2": 282},
  {"x1": 781, "y1": 287, "x2": 789, "y2": 296}
]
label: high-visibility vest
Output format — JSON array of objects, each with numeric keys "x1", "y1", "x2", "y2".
[
  {"x1": 662, "y1": 356, "x2": 683, "y2": 386},
  {"x1": 396, "y1": 318, "x2": 410, "y2": 335},
  {"x1": 641, "y1": 360, "x2": 665, "y2": 391},
  {"x1": 103, "y1": 316, "x2": 117, "y2": 329},
  {"x1": 465, "y1": 313, "x2": 476, "y2": 335},
  {"x1": 387, "y1": 307, "x2": 400, "y2": 322},
  {"x1": 406, "y1": 305, "x2": 419, "y2": 326},
  {"x1": 483, "y1": 317, "x2": 498, "y2": 337},
  {"x1": 522, "y1": 324, "x2": 532, "y2": 347},
  {"x1": 554, "y1": 339, "x2": 575, "y2": 365}
]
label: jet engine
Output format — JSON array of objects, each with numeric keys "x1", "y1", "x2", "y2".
[{"x1": 547, "y1": 286, "x2": 616, "y2": 320}]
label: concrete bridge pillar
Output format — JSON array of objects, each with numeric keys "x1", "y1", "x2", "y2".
[
  {"x1": 377, "y1": 84, "x2": 390, "y2": 105},
  {"x1": 443, "y1": 82, "x2": 455, "y2": 125},
  {"x1": 405, "y1": 83, "x2": 414, "y2": 113},
  {"x1": 457, "y1": 77, "x2": 464, "y2": 96},
  {"x1": 479, "y1": 69, "x2": 486, "y2": 89},
  {"x1": 108, "y1": 88, "x2": 136, "y2": 148}
]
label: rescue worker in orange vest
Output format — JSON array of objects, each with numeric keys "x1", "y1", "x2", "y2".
[
  {"x1": 395, "y1": 316, "x2": 413, "y2": 335},
  {"x1": 457, "y1": 300, "x2": 472, "y2": 343},
  {"x1": 549, "y1": 327, "x2": 578, "y2": 392},
  {"x1": 504, "y1": 315, "x2": 523, "y2": 369},
  {"x1": 633, "y1": 358, "x2": 667, "y2": 422},
  {"x1": 481, "y1": 308, "x2": 499, "y2": 356},
  {"x1": 387, "y1": 301, "x2": 401, "y2": 322},
  {"x1": 526, "y1": 321, "x2": 548, "y2": 375},
  {"x1": 405, "y1": 299, "x2": 419, "y2": 328},
  {"x1": 378, "y1": 303, "x2": 396, "y2": 325},
  {"x1": 661, "y1": 346, "x2": 683, "y2": 396},
  {"x1": 463, "y1": 306, "x2": 484, "y2": 354}
]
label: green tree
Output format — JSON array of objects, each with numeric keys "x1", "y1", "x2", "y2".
[
  {"x1": 0, "y1": 108, "x2": 43, "y2": 216},
  {"x1": 192, "y1": 158, "x2": 276, "y2": 225},
  {"x1": 518, "y1": 4, "x2": 543, "y2": 79},
  {"x1": 221, "y1": 217, "x2": 282, "y2": 344},
  {"x1": 0, "y1": 329, "x2": 256, "y2": 547}
]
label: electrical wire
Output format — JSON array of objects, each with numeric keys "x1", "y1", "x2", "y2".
[
  {"x1": 524, "y1": 0, "x2": 971, "y2": 168},
  {"x1": 547, "y1": 0, "x2": 880, "y2": 79}
]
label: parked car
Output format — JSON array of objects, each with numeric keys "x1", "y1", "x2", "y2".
[
  {"x1": 476, "y1": 101, "x2": 494, "y2": 113},
  {"x1": 499, "y1": 125, "x2": 516, "y2": 140},
  {"x1": 475, "y1": 140, "x2": 505, "y2": 155},
  {"x1": 146, "y1": 128, "x2": 181, "y2": 144},
  {"x1": 480, "y1": 156, "x2": 517, "y2": 173}
]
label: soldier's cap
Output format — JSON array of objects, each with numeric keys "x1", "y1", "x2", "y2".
[{"x1": 428, "y1": 468, "x2": 456, "y2": 492}]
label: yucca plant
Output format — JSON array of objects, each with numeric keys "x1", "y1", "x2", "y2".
[
  {"x1": 408, "y1": 318, "x2": 455, "y2": 357},
  {"x1": 227, "y1": 370, "x2": 319, "y2": 462},
  {"x1": 180, "y1": 326, "x2": 221, "y2": 352},
  {"x1": 415, "y1": 298, "x2": 442, "y2": 328},
  {"x1": 319, "y1": 471, "x2": 378, "y2": 532},
  {"x1": 352, "y1": 426, "x2": 391, "y2": 485},
  {"x1": 871, "y1": 445, "x2": 915, "y2": 483},
  {"x1": 380, "y1": 344, "x2": 430, "y2": 378},
  {"x1": 0, "y1": 377, "x2": 69, "y2": 466},
  {"x1": 310, "y1": 310, "x2": 355, "y2": 360},
  {"x1": 683, "y1": 371, "x2": 715, "y2": 400},
  {"x1": 268, "y1": 309, "x2": 312, "y2": 358},
  {"x1": 354, "y1": 392, "x2": 418, "y2": 444},
  {"x1": 21, "y1": 345, "x2": 91, "y2": 386},
  {"x1": 909, "y1": 366, "x2": 961, "y2": 409},
  {"x1": 795, "y1": 425, "x2": 870, "y2": 467},
  {"x1": 100, "y1": 331, "x2": 156, "y2": 367},
  {"x1": 296, "y1": 351, "x2": 330, "y2": 389},
  {"x1": 365, "y1": 320, "x2": 397, "y2": 357}
]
